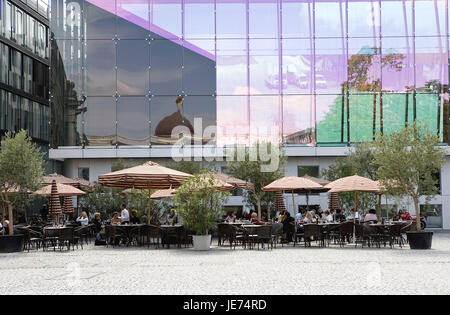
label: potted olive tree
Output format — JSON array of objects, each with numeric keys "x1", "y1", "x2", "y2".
[
  {"x1": 373, "y1": 123, "x2": 445, "y2": 249},
  {"x1": 174, "y1": 174, "x2": 229, "y2": 250},
  {"x1": 0, "y1": 131, "x2": 44, "y2": 253}
]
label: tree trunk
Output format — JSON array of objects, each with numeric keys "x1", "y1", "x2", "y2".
[
  {"x1": 413, "y1": 197, "x2": 421, "y2": 232},
  {"x1": 8, "y1": 203, "x2": 14, "y2": 236},
  {"x1": 256, "y1": 198, "x2": 262, "y2": 221}
]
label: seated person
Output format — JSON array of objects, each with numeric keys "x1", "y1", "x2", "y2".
[
  {"x1": 324, "y1": 210, "x2": 333, "y2": 222},
  {"x1": 76, "y1": 211, "x2": 89, "y2": 226},
  {"x1": 295, "y1": 211, "x2": 303, "y2": 222},
  {"x1": 130, "y1": 210, "x2": 141, "y2": 224},
  {"x1": 166, "y1": 209, "x2": 179, "y2": 225},
  {"x1": 225, "y1": 211, "x2": 236, "y2": 222},
  {"x1": 250, "y1": 212, "x2": 265, "y2": 225},
  {"x1": 277, "y1": 210, "x2": 286, "y2": 223},
  {"x1": 348, "y1": 208, "x2": 361, "y2": 221},
  {"x1": 401, "y1": 211, "x2": 412, "y2": 221},
  {"x1": 335, "y1": 209, "x2": 346, "y2": 222},
  {"x1": 282, "y1": 212, "x2": 295, "y2": 242},
  {"x1": 0, "y1": 220, "x2": 3, "y2": 235},
  {"x1": 110, "y1": 212, "x2": 122, "y2": 226},
  {"x1": 92, "y1": 212, "x2": 103, "y2": 241},
  {"x1": 364, "y1": 209, "x2": 378, "y2": 223},
  {"x1": 394, "y1": 209, "x2": 412, "y2": 221}
]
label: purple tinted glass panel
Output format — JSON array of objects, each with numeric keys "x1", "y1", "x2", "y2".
[
  {"x1": 315, "y1": 0, "x2": 346, "y2": 38},
  {"x1": 348, "y1": 37, "x2": 381, "y2": 93},
  {"x1": 216, "y1": 1, "x2": 246, "y2": 38},
  {"x1": 381, "y1": 0, "x2": 412, "y2": 37},
  {"x1": 315, "y1": 38, "x2": 347, "y2": 94},
  {"x1": 282, "y1": 0, "x2": 312, "y2": 38},
  {"x1": 249, "y1": 39, "x2": 279, "y2": 95},
  {"x1": 348, "y1": 0, "x2": 380, "y2": 38},
  {"x1": 117, "y1": 0, "x2": 150, "y2": 38},
  {"x1": 216, "y1": 96, "x2": 249, "y2": 146},
  {"x1": 382, "y1": 37, "x2": 414, "y2": 92},
  {"x1": 249, "y1": 0, "x2": 278, "y2": 38},
  {"x1": 249, "y1": 96, "x2": 280, "y2": 144},
  {"x1": 152, "y1": 0, "x2": 182, "y2": 39},
  {"x1": 283, "y1": 95, "x2": 314, "y2": 144},
  {"x1": 415, "y1": 37, "x2": 448, "y2": 89},
  {"x1": 415, "y1": 0, "x2": 446, "y2": 37},
  {"x1": 282, "y1": 38, "x2": 313, "y2": 94},
  {"x1": 216, "y1": 39, "x2": 248, "y2": 95},
  {"x1": 184, "y1": 0, "x2": 215, "y2": 39}
]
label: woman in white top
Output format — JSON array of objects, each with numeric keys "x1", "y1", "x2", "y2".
[
  {"x1": 324, "y1": 210, "x2": 334, "y2": 222},
  {"x1": 76, "y1": 211, "x2": 89, "y2": 226}
]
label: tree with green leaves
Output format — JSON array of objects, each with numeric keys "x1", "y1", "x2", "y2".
[
  {"x1": 174, "y1": 174, "x2": 229, "y2": 235},
  {"x1": 322, "y1": 142, "x2": 379, "y2": 213},
  {"x1": 227, "y1": 142, "x2": 286, "y2": 220},
  {"x1": 373, "y1": 123, "x2": 446, "y2": 231},
  {"x1": 0, "y1": 130, "x2": 45, "y2": 235}
]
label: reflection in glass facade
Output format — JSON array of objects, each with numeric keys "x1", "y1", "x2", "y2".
[{"x1": 50, "y1": 0, "x2": 450, "y2": 148}]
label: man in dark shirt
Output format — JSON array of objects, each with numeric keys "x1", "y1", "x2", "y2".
[
  {"x1": 282, "y1": 212, "x2": 295, "y2": 242},
  {"x1": 335, "y1": 209, "x2": 346, "y2": 222}
]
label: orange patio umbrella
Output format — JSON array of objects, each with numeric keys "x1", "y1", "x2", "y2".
[
  {"x1": 33, "y1": 183, "x2": 87, "y2": 197},
  {"x1": 203, "y1": 171, "x2": 254, "y2": 190},
  {"x1": 48, "y1": 180, "x2": 62, "y2": 225},
  {"x1": 263, "y1": 176, "x2": 330, "y2": 215},
  {"x1": 98, "y1": 161, "x2": 192, "y2": 224},
  {"x1": 325, "y1": 175, "x2": 380, "y2": 240}
]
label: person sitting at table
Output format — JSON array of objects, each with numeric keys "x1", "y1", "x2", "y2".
[
  {"x1": 110, "y1": 212, "x2": 122, "y2": 225},
  {"x1": 324, "y1": 210, "x2": 333, "y2": 222},
  {"x1": 250, "y1": 212, "x2": 265, "y2": 225},
  {"x1": 166, "y1": 209, "x2": 179, "y2": 226},
  {"x1": 120, "y1": 204, "x2": 130, "y2": 225},
  {"x1": 277, "y1": 210, "x2": 286, "y2": 223},
  {"x1": 0, "y1": 220, "x2": 4, "y2": 235},
  {"x1": 335, "y1": 209, "x2": 346, "y2": 222},
  {"x1": 295, "y1": 211, "x2": 303, "y2": 222},
  {"x1": 76, "y1": 211, "x2": 89, "y2": 226},
  {"x1": 282, "y1": 212, "x2": 295, "y2": 242},
  {"x1": 348, "y1": 208, "x2": 361, "y2": 221},
  {"x1": 130, "y1": 210, "x2": 141, "y2": 224},
  {"x1": 364, "y1": 209, "x2": 378, "y2": 223},
  {"x1": 92, "y1": 212, "x2": 103, "y2": 241},
  {"x1": 225, "y1": 211, "x2": 236, "y2": 223}
]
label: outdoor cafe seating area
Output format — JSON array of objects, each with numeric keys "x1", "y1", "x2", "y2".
[{"x1": 15, "y1": 216, "x2": 414, "y2": 252}]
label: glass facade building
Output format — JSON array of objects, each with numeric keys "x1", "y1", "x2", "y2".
[
  {"x1": 0, "y1": 0, "x2": 50, "y2": 145},
  {"x1": 50, "y1": 0, "x2": 450, "y2": 149}
]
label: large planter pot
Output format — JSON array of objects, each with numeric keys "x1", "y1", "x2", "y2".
[
  {"x1": 406, "y1": 231, "x2": 433, "y2": 250},
  {"x1": 192, "y1": 235, "x2": 212, "y2": 251},
  {"x1": 0, "y1": 234, "x2": 25, "y2": 253}
]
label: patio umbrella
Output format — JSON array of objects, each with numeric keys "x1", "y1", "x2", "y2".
[
  {"x1": 328, "y1": 192, "x2": 341, "y2": 211},
  {"x1": 44, "y1": 173, "x2": 81, "y2": 188},
  {"x1": 262, "y1": 176, "x2": 329, "y2": 216},
  {"x1": 275, "y1": 191, "x2": 286, "y2": 213},
  {"x1": 150, "y1": 188, "x2": 177, "y2": 200},
  {"x1": 73, "y1": 177, "x2": 95, "y2": 190},
  {"x1": 98, "y1": 161, "x2": 192, "y2": 224},
  {"x1": 325, "y1": 175, "x2": 380, "y2": 241},
  {"x1": 62, "y1": 196, "x2": 75, "y2": 215},
  {"x1": 198, "y1": 174, "x2": 235, "y2": 192},
  {"x1": 33, "y1": 183, "x2": 86, "y2": 197},
  {"x1": 300, "y1": 175, "x2": 331, "y2": 212},
  {"x1": 48, "y1": 180, "x2": 62, "y2": 225},
  {"x1": 203, "y1": 171, "x2": 254, "y2": 190}
]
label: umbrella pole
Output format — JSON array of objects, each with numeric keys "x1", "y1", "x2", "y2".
[
  {"x1": 306, "y1": 191, "x2": 309, "y2": 212},
  {"x1": 353, "y1": 191, "x2": 358, "y2": 242},
  {"x1": 291, "y1": 191, "x2": 296, "y2": 217},
  {"x1": 148, "y1": 189, "x2": 152, "y2": 225}
]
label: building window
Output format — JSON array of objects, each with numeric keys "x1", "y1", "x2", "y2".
[
  {"x1": 78, "y1": 167, "x2": 89, "y2": 181},
  {"x1": 297, "y1": 166, "x2": 320, "y2": 178},
  {"x1": 420, "y1": 204, "x2": 442, "y2": 229}
]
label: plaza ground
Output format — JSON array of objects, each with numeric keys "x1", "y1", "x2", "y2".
[{"x1": 1, "y1": 232, "x2": 450, "y2": 295}]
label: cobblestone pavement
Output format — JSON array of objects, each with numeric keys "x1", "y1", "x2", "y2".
[{"x1": 1, "y1": 233, "x2": 449, "y2": 295}]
